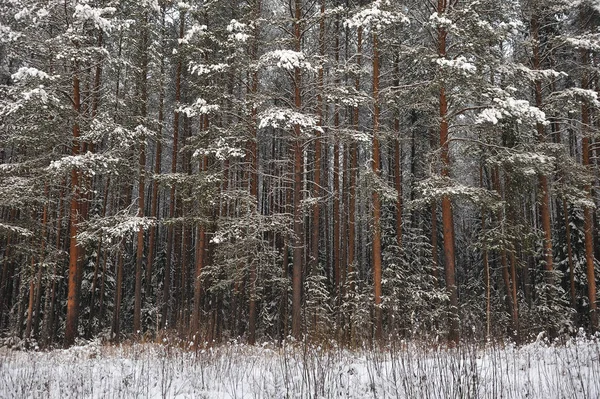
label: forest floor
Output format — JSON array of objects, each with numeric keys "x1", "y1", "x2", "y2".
[{"x1": 1, "y1": 333, "x2": 599, "y2": 398}]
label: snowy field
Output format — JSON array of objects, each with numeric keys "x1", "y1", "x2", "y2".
[{"x1": 1, "y1": 335, "x2": 600, "y2": 398}]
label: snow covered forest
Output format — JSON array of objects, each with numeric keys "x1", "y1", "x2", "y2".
[{"x1": 1, "y1": 0, "x2": 600, "y2": 349}]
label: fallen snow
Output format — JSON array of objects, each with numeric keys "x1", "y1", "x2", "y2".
[{"x1": 1, "y1": 335, "x2": 600, "y2": 398}]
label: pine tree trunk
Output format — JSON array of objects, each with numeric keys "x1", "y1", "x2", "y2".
[
  {"x1": 581, "y1": 49, "x2": 598, "y2": 331},
  {"x1": 394, "y1": 56, "x2": 402, "y2": 249},
  {"x1": 531, "y1": 16, "x2": 554, "y2": 273},
  {"x1": 191, "y1": 156, "x2": 206, "y2": 340},
  {"x1": 479, "y1": 165, "x2": 491, "y2": 338},
  {"x1": 372, "y1": 31, "x2": 383, "y2": 342},
  {"x1": 31, "y1": 183, "x2": 49, "y2": 338},
  {"x1": 64, "y1": 69, "x2": 82, "y2": 348},
  {"x1": 161, "y1": 12, "x2": 185, "y2": 330},
  {"x1": 247, "y1": 1, "x2": 261, "y2": 344},
  {"x1": 437, "y1": 5, "x2": 459, "y2": 343},
  {"x1": 291, "y1": 0, "x2": 304, "y2": 340},
  {"x1": 87, "y1": 178, "x2": 109, "y2": 336},
  {"x1": 311, "y1": 0, "x2": 325, "y2": 279},
  {"x1": 112, "y1": 245, "x2": 125, "y2": 342},
  {"x1": 134, "y1": 13, "x2": 149, "y2": 334},
  {"x1": 348, "y1": 24, "x2": 362, "y2": 292},
  {"x1": 42, "y1": 189, "x2": 64, "y2": 345},
  {"x1": 146, "y1": 4, "x2": 166, "y2": 304},
  {"x1": 24, "y1": 256, "x2": 35, "y2": 339}
]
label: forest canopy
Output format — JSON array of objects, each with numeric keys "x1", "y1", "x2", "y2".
[{"x1": 0, "y1": 0, "x2": 599, "y2": 348}]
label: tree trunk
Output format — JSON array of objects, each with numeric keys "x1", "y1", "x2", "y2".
[
  {"x1": 531, "y1": 16, "x2": 554, "y2": 273},
  {"x1": 161, "y1": 12, "x2": 185, "y2": 330},
  {"x1": 111, "y1": 245, "x2": 125, "y2": 342},
  {"x1": 146, "y1": 4, "x2": 167, "y2": 304},
  {"x1": 64, "y1": 68, "x2": 82, "y2": 348},
  {"x1": 372, "y1": 31, "x2": 383, "y2": 342},
  {"x1": 291, "y1": 0, "x2": 304, "y2": 340},
  {"x1": 581, "y1": 49, "x2": 598, "y2": 331},
  {"x1": 394, "y1": 55, "x2": 402, "y2": 249},
  {"x1": 133, "y1": 12, "x2": 149, "y2": 334},
  {"x1": 87, "y1": 178, "x2": 109, "y2": 336},
  {"x1": 437, "y1": 4, "x2": 459, "y2": 343}
]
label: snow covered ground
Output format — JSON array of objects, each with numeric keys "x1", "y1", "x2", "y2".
[{"x1": 1, "y1": 334, "x2": 599, "y2": 398}]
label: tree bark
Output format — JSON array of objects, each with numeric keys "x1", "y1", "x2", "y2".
[
  {"x1": 133, "y1": 12, "x2": 149, "y2": 334},
  {"x1": 64, "y1": 68, "x2": 82, "y2": 348},
  {"x1": 581, "y1": 49, "x2": 598, "y2": 331},
  {"x1": 531, "y1": 16, "x2": 554, "y2": 273},
  {"x1": 372, "y1": 31, "x2": 383, "y2": 342},
  {"x1": 161, "y1": 11, "x2": 185, "y2": 330},
  {"x1": 437, "y1": 3, "x2": 459, "y2": 343},
  {"x1": 291, "y1": 0, "x2": 304, "y2": 340}
]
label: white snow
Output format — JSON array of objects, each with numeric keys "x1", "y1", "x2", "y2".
[
  {"x1": 477, "y1": 93, "x2": 546, "y2": 126},
  {"x1": 429, "y1": 12, "x2": 456, "y2": 30},
  {"x1": 179, "y1": 98, "x2": 219, "y2": 117},
  {"x1": 1, "y1": 335, "x2": 600, "y2": 398},
  {"x1": 435, "y1": 56, "x2": 477, "y2": 75},
  {"x1": 179, "y1": 24, "x2": 208, "y2": 45},
  {"x1": 189, "y1": 62, "x2": 228, "y2": 76},
  {"x1": 345, "y1": 0, "x2": 409, "y2": 31},
  {"x1": 227, "y1": 19, "x2": 250, "y2": 42},
  {"x1": 261, "y1": 50, "x2": 315, "y2": 72},
  {"x1": 12, "y1": 67, "x2": 52, "y2": 81},
  {"x1": 259, "y1": 107, "x2": 323, "y2": 135},
  {"x1": 73, "y1": 4, "x2": 116, "y2": 31}
]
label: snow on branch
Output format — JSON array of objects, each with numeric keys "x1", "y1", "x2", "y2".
[
  {"x1": 415, "y1": 177, "x2": 501, "y2": 208},
  {"x1": 189, "y1": 62, "x2": 229, "y2": 76},
  {"x1": 476, "y1": 90, "x2": 546, "y2": 126},
  {"x1": 193, "y1": 137, "x2": 245, "y2": 161},
  {"x1": 325, "y1": 87, "x2": 368, "y2": 107},
  {"x1": 258, "y1": 107, "x2": 322, "y2": 135},
  {"x1": 0, "y1": 23, "x2": 21, "y2": 42},
  {"x1": 0, "y1": 223, "x2": 33, "y2": 237},
  {"x1": 179, "y1": 24, "x2": 208, "y2": 45},
  {"x1": 435, "y1": 56, "x2": 477, "y2": 76},
  {"x1": 512, "y1": 64, "x2": 567, "y2": 82},
  {"x1": 73, "y1": 4, "x2": 116, "y2": 31},
  {"x1": 428, "y1": 12, "x2": 456, "y2": 30},
  {"x1": 47, "y1": 152, "x2": 120, "y2": 176},
  {"x1": 487, "y1": 150, "x2": 556, "y2": 176},
  {"x1": 227, "y1": 19, "x2": 250, "y2": 43},
  {"x1": 564, "y1": 34, "x2": 600, "y2": 52},
  {"x1": 260, "y1": 50, "x2": 315, "y2": 72},
  {"x1": 11, "y1": 67, "x2": 54, "y2": 82},
  {"x1": 344, "y1": 0, "x2": 409, "y2": 31},
  {"x1": 548, "y1": 88, "x2": 600, "y2": 109},
  {"x1": 179, "y1": 98, "x2": 220, "y2": 117},
  {"x1": 81, "y1": 117, "x2": 155, "y2": 145},
  {"x1": 78, "y1": 215, "x2": 155, "y2": 244}
]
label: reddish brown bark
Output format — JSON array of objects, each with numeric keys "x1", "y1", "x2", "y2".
[
  {"x1": 112, "y1": 245, "x2": 125, "y2": 341},
  {"x1": 87, "y1": 178, "x2": 109, "y2": 336},
  {"x1": 191, "y1": 162, "x2": 206, "y2": 340},
  {"x1": 562, "y1": 199, "x2": 576, "y2": 308},
  {"x1": 24, "y1": 255, "x2": 35, "y2": 339},
  {"x1": 161, "y1": 12, "x2": 185, "y2": 330},
  {"x1": 247, "y1": 1, "x2": 261, "y2": 345},
  {"x1": 64, "y1": 69, "x2": 81, "y2": 348},
  {"x1": 437, "y1": 3, "x2": 459, "y2": 342},
  {"x1": 290, "y1": 0, "x2": 304, "y2": 340},
  {"x1": 146, "y1": 4, "x2": 166, "y2": 301},
  {"x1": 348, "y1": 26, "x2": 362, "y2": 281},
  {"x1": 394, "y1": 56, "x2": 402, "y2": 249},
  {"x1": 372, "y1": 31, "x2": 383, "y2": 341},
  {"x1": 581, "y1": 49, "x2": 598, "y2": 331},
  {"x1": 133, "y1": 14, "x2": 149, "y2": 334},
  {"x1": 531, "y1": 16, "x2": 554, "y2": 272}
]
